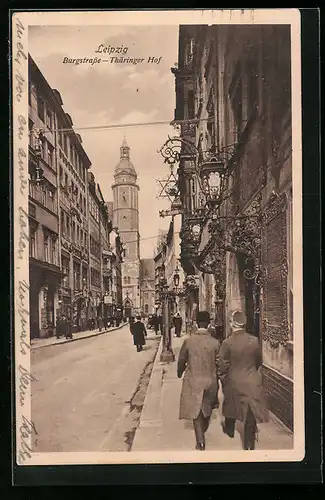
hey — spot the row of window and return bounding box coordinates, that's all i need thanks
[29,119,55,170]
[89,196,100,222]
[60,209,88,247]
[29,225,58,265]
[61,255,88,290]
[35,94,54,131]
[59,168,87,213]
[91,268,101,288]
[29,81,87,182]
[90,235,101,259]
[58,132,86,183]
[29,181,56,214]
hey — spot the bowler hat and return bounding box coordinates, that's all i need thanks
[231,310,246,328]
[197,311,210,324]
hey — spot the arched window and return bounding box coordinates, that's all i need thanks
[124,276,127,284]
[144,304,149,314]
[127,276,131,284]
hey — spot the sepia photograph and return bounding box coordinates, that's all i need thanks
[12,9,304,466]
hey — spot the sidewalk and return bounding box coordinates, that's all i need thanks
[31,322,128,350]
[132,334,294,452]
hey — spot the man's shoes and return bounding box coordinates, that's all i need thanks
[221,421,235,438]
[195,442,205,451]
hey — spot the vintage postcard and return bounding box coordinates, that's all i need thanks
[12,9,304,467]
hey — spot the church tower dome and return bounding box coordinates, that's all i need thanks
[114,137,137,180]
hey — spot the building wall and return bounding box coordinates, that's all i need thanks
[28,55,114,337]
[28,58,61,338]
[173,25,293,428]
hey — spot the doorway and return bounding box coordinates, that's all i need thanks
[238,255,260,338]
[30,286,40,339]
[124,299,132,318]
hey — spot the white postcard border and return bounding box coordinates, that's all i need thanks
[12,8,304,466]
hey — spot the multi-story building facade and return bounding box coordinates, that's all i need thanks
[112,139,141,317]
[28,57,62,339]
[88,172,104,321]
[28,55,114,336]
[56,102,91,332]
[171,25,293,429]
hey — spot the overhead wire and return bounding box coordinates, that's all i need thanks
[32,117,213,135]
[115,231,180,246]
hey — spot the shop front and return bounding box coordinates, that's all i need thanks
[29,258,62,338]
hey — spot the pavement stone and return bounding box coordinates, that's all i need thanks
[132,334,294,452]
[31,324,161,452]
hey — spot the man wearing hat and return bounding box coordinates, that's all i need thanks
[177,310,221,451]
[218,310,269,450]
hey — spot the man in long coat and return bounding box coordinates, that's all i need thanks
[218,310,269,450]
[177,311,221,450]
[173,312,183,338]
[56,314,67,339]
[132,316,147,352]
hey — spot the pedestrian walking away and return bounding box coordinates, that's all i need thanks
[173,312,183,337]
[56,314,67,339]
[152,314,160,335]
[218,310,269,450]
[177,310,221,451]
[66,316,73,339]
[132,315,147,352]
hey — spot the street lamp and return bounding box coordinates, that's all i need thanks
[158,264,175,363]
[200,157,227,209]
[173,265,180,289]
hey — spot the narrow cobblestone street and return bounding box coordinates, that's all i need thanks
[31,325,160,452]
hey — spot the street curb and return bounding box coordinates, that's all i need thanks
[30,322,128,350]
[268,411,293,435]
[136,336,165,430]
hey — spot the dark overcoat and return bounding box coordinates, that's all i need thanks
[177,329,221,420]
[173,316,182,335]
[56,318,67,336]
[218,329,269,424]
[132,320,146,346]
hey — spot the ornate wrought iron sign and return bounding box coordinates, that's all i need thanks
[180,212,206,260]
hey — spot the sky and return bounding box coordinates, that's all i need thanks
[28,25,179,258]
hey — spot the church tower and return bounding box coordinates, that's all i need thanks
[112,138,140,316]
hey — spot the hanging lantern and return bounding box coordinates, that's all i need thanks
[173,265,180,288]
[159,264,165,282]
[200,158,227,208]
